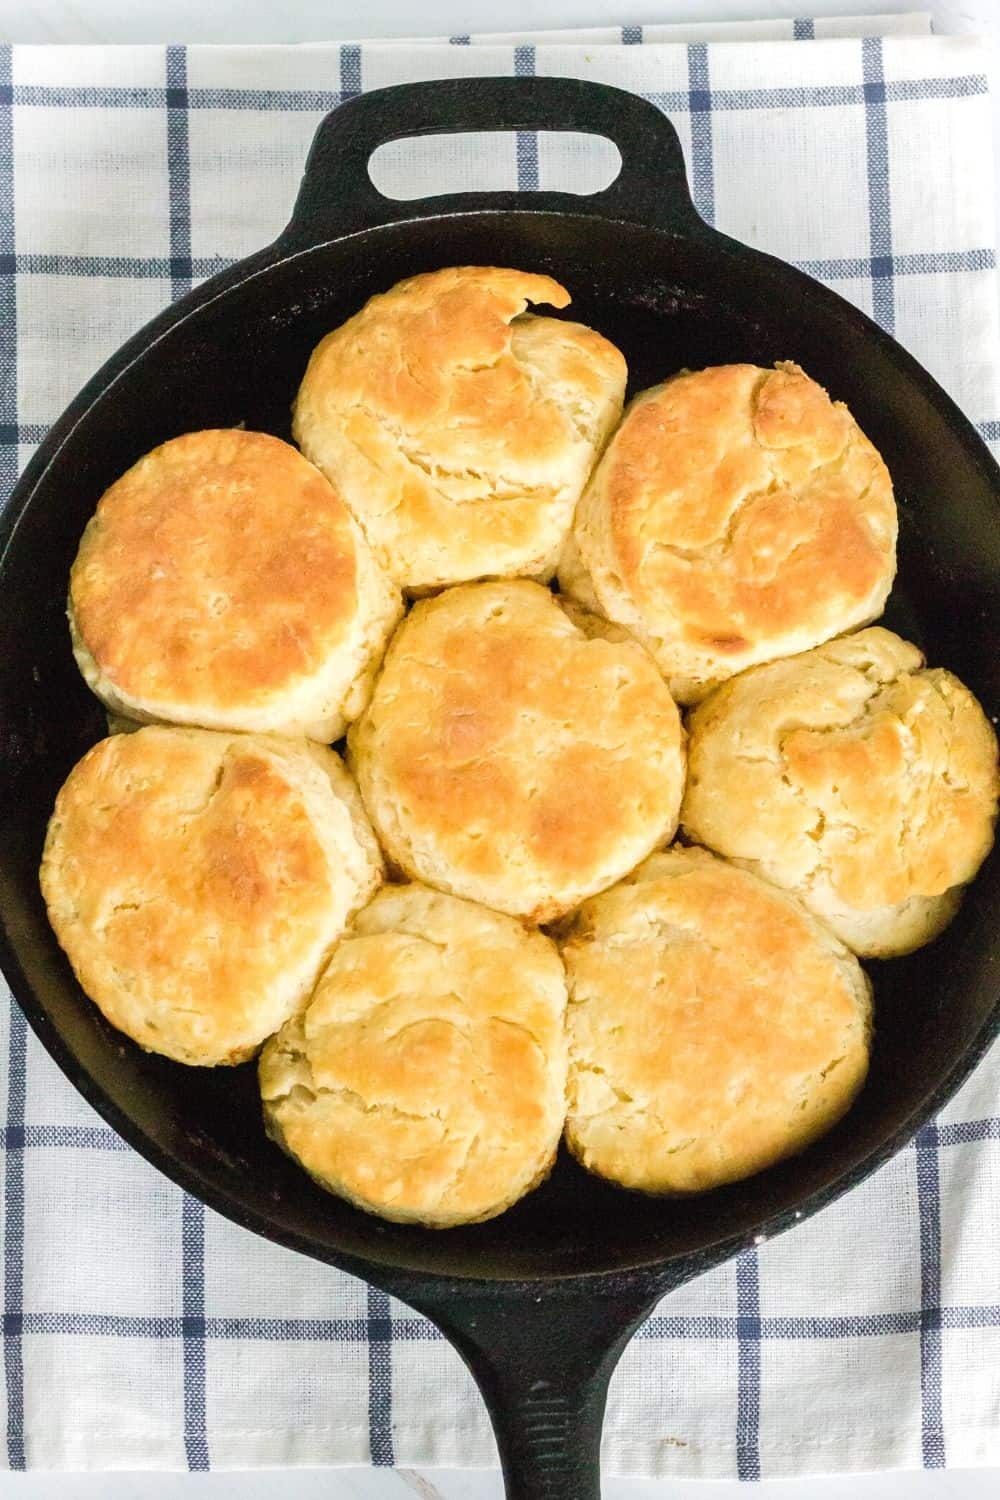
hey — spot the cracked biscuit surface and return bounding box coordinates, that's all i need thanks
[681,628,999,957]
[293,266,627,591]
[259,882,568,1227]
[562,846,872,1194]
[40,727,383,1065]
[70,429,402,740]
[558,362,897,702]
[348,579,686,922]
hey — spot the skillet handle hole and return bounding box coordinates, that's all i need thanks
[367,131,622,200]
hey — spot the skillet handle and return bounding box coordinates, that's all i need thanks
[406,1277,664,1499]
[281,76,701,247]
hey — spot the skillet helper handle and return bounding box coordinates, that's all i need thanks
[282,75,702,246]
[408,1280,661,1500]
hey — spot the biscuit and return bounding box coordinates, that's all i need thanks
[260,882,568,1227]
[681,628,1000,957]
[69,429,402,740]
[349,579,685,922]
[559,363,897,703]
[293,267,627,591]
[562,846,872,1194]
[40,727,383,1065]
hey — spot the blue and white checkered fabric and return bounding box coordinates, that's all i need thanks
[1,17,998,1481]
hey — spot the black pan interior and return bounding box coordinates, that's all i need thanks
[1,210,998,1283]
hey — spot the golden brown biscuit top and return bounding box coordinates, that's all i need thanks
[260,883,567,1223]
[563,847,871,1192]
[295,266,623,484]
[349,579,684,919]
[292,267,628,593]
[40,728,363,1062]
[683,629,1000,911]
[588,362,895,656]
[70,429,362,711]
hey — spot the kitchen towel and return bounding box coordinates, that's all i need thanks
[1,13,998,1480]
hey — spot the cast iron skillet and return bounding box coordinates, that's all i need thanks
[1,76,999,1499]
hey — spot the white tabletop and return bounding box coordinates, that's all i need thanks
[0,2,998,1497]
[0,1466,998,1499]
[0,0,990,47]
